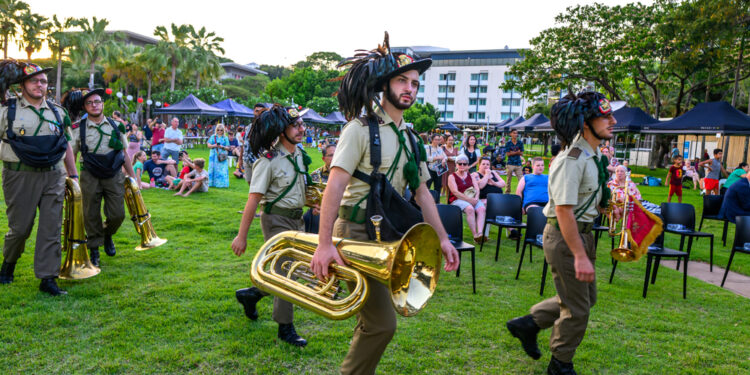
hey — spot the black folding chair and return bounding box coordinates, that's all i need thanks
[721,216,750,287]
[480,193,526,261]
[661,202,714,272]
[592,215,612,250]
[429,189,441,204]
[609,226,689,299]
[515,207,546,280]
[699,195,729,246]
[437,204,476,294]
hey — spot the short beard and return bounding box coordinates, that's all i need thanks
[21,86,43,101]
[87,109,103,119]
[384,85,414,110]
[586,121,610,141]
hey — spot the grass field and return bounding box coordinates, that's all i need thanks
[1,146,749,374]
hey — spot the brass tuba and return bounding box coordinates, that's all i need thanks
[124,177,167,251]
[607,181,642,262]
[304,181,326,208]
[250,218,443,320]
[60,178,100,279]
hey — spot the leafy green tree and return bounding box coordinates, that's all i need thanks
[293,51,343,70]
[154,23,191,91]
[47,15,78,102]
[187,26,225,89]
[17,11,48,61]
[306,96,338,116]
[220,75,269,98]
[71,17,123,88]
[404,102,440,133]
[265,67,340,106]
[0,0,29,59]
[258,64,292,80]
[524,101,551,118]
[153,87,227,106]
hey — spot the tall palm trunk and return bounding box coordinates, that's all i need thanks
[146,74,152,118]
[88,61,96,89]
[55,53,62,102]
[2,35,8,59]
[170,61,176,91]
[195,72,201,90]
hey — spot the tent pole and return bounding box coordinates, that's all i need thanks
[744,136,749,164]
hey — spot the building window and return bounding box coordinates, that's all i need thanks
[419,73,425,81]
[418,86,424,93]
[439,73,456,80]
[469,98,487,106]
[438,85,456,93]
[441,111,454,119]
[502,98,521,106]
[501,112,521,120]
[468,112,486,120]
[438,98,455,105]
[469,86,488,93]
[470,72,488,81]
[504,72,516,81]
[417,98,424,104]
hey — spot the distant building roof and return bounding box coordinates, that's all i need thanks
[220,62,268,76]
[110,30,158,46]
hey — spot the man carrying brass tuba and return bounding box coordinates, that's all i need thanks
[67,89,137,267]
[231,105,313,347]
[309,33,459,375]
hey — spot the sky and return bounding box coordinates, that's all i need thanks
[12,0,649,66]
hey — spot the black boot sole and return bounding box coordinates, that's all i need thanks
[506,320,542,360]
[235,290,260,321]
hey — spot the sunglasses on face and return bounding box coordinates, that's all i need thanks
[457,162,468,166]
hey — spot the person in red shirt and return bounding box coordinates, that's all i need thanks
[666,155,684,203]
[151,119,166,154]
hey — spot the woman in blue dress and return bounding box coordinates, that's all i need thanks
[207,124,230,187]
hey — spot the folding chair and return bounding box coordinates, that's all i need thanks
[438,204,476,294]
[480,193,526,261]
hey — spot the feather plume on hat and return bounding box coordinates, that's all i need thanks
[550,88,611,148]
[247,104,293,158]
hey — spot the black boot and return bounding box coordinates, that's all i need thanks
[278,323,307,347]
[104,235,116,256]
[39,278,67,296]
[235,287,263,320]
[89,247,100,267]
[547,356,576,375]
[0,261,16,284]
[506,314,541,360]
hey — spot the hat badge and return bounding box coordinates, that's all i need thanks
[23,64,39,75]
[598,98,612,114]
[287,108,299,118]
[398,54,414,68]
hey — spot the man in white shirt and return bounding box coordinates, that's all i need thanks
[163,117,183,162]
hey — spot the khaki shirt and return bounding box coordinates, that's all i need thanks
[311,164,331,183]
[0,96,72,164]
[332,107,430,209]
[249,144,307,210]
[71,117,128,156]
[543,135,602,223]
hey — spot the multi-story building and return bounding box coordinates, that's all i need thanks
[220,62,268,80]
[393,46,529,127]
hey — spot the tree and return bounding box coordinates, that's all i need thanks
[0,0,29,59]
[17,11,48,61]
[404,102,440,133]
[47,15,79,102]
[293,51,343,70]
[187,26,225,89]
[259,64,292,80]
[71,17,122,89]
[265,67,340,106]
[220,75,269,98]
[154,23,191,91]
[136,44,168,112]
[306,96,338,116]
[524,101,551,118]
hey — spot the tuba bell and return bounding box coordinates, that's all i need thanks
[607,179,646,262]
[60,178,100,279]
[304,181,326,208]
[124,177,167,251]
[250,219,443,320]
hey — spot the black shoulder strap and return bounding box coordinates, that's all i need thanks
[405,127,421,165]
[352,116,381,185]
[106,117,120,138]
[46,100,63,128]
[5,98,16,140]
[79,118,88,154]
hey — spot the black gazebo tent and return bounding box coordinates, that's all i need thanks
[300,108,335,125]
[510,113,549,132]
[211,99,254,118]
[324,111,347,125]
[641,101,750,135]
[153,94,228,116]
[440,122,460,132]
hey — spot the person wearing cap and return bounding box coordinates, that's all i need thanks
[231,105,311,347]
[0,62,79,296]
[239,103,267,186]
[309,33,459,375]
[70,88,137,267]
[506,90,617,375]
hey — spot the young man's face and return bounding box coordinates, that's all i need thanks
[284,118,305,144]
[151,152,160,161]
[533,160,544,174]
[715,152,723,160]
[510,130,518,140]
[21,73,48,100]
[254,107,265,117]
[588,113,616,140]
[385,70,419,110]
[674,158,683,165]
[83,94,104,118]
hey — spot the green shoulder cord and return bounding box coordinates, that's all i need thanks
[264,151,307,214]
[573,154,609,220]
[91,124,123,153]
[28,107,62,136]
[388,124,422,191]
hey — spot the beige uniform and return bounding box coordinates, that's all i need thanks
[0,96,72,279]
[330,107,429,375]
[531,135,602,363]
[249,144,308,324]
[71,117,129,249]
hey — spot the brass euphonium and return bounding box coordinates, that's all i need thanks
[304,181,326,207]
[607,181,641,262]
[124,177,167,251]
[250,218,443,320]
[60,178,100,279]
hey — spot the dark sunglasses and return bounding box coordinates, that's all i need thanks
[457,162,468,166]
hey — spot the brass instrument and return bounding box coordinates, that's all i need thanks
[60,178,100,279]
[304,181,326,208]
[250,217,443,320]
[464,186,476,199]
[124,177,167,251]
[607,181,640,262]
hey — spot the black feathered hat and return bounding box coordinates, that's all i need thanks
[13,62,52,84]
[336,32,431,121]
[62,88,107,121]
[550,89,613,148]
[247,104,295,158]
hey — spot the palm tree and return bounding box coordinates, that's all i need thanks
[46,15,79,102]
[0,0,29,59]
[17,11,50,61]
[103,43,142,91]
[136,44,167,113]
[187,26,225,89]
[154,23,191,91]
[71,17,122,89]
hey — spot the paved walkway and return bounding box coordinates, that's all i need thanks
[661,260,750,298]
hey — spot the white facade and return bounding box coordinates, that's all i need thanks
[399,48,529,127]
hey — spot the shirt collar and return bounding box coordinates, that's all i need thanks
[86,116,110,127]
[374,106,406,130]
[18,95,49,109]
[572,134,599,159]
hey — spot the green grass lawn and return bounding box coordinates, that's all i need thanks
[1,146,749,374]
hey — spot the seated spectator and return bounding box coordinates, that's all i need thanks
[607,165,642,205]
[448,154,486,243]
[720,163,750,222]
[473,157,505,204]
[143,150,177,187]
[131,151,150,189]
[491,152,505,171]
[174,158,209,197]
[622,159,631,173]
[522,159,532,175]
[683,160,700,190]
[516,157,549,213]
[166,151,196,190]
[721,162,748,195]
[228,131,241,157]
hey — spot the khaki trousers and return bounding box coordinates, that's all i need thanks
[335,218,396,375]
[504,164,524,193]
[2,167,65,279]
[258,212,303,325]
[80,169,126,249]
[530,224,597,363]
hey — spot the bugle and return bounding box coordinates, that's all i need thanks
[124,177,167,251]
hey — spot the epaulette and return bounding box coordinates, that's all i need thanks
[567,147,582,160]
[71,120,81,130]
[263,150,277,159]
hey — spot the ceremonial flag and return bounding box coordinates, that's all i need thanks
[626,199,663,258]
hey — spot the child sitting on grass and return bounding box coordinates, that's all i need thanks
[173,158,209,197]
[666,155,684,203]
